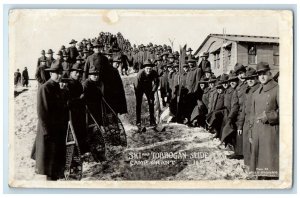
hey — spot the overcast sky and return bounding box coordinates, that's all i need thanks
[9,10,280,76]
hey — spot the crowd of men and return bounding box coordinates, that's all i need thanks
[30,31,279,181]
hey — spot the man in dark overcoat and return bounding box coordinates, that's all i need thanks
[35,57,50,87]
[65,64,87,154]
[134,60,159,128]
[198,52,211,71]
[237,67,260,166]
[46,49,56,68]
[67,39,79,64]
[22,67,29,87]
[31,61,68,180]
[37,50,46,68]
[250,62,279,179]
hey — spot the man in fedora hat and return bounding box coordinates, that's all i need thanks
[236,67,260,167]
[64,63,88,154]
[186,47,193,59]
[31,60,68,180]
[35,57,50,87]
[199,52,211,72]
[134,60,159,129]
[67,39,79,64]
[37,50,46,68]
[46,49,55,68]
[226,63,248,159]
[250,62,279,180]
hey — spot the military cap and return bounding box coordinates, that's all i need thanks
[242,67,258,80]
[219,73,229,83]
[187,57,197,63]
[56,50,63,56]
[234,63,246,74]
[45,60,63,72]
[143,59,154,67]
[69,39,78,44]
[88,67,100,75]
[41,50,46,55]
[215,80,224,89]
[199,76,208,84]
[256,62,271,73]
[204,67,212,73]
[227,71,239,82]
[200,52,209,57]
[187,47,193,52]
[208,76,217,83]
[70,63,83,72]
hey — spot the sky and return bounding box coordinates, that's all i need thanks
[9,10,280,76]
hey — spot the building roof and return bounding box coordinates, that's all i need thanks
[195,33,279,55]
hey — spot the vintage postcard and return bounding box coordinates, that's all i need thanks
[8,9,293,189]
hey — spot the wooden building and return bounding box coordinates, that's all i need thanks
[194,34,279,76]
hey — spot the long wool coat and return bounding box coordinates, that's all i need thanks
[31,79,68,178]
[237,83,260,166]
[250,79,279,177]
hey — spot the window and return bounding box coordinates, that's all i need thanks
[214,50,220,69]
[226,46,232,65]
[248,45,257,64]
[273,45,279,66]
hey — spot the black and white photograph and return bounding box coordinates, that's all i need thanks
[8,9,293,189]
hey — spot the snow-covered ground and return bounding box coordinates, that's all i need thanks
[12,75,250,181]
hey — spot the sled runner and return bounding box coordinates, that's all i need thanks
[64,116,83,181]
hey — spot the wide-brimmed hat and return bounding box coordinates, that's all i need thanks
[60,45,66,50]
[88,67,100,75]
[70,63,83,72]
[200,52,209,57]
[187,47,193,52]
[215,80,224,89]
[234,63,246,74]
[69,39,78,44]
[256,62,271,73]
[45,60,63,72]
[143,59,154,67]
[219,73,229,83]
[82,38,87,42]
[242,67,258,79]
[199,77,208,84]
[208,76,217,83]
[47,49,54,54]
[227,71,239,82]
